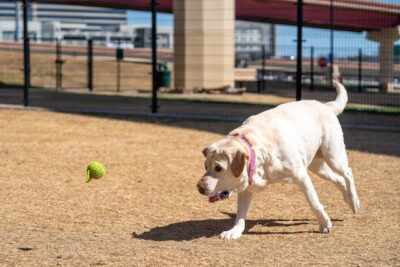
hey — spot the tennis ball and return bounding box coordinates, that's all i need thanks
[86,161,106,183]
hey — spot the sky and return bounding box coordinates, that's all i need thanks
[127,0,400,58]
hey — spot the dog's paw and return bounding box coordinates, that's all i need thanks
[345,189,361,214]
[319,226,331,234]
[356,198,361,211]
[348,195,361,214]
[220,228,243,240]
[319,220,332,234]
[353,197,361,214]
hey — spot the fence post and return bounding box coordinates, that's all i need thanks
[261,44,266,92]
[296,0,303,101]
[55,38,63,91]
[310,46,314,92]
[87,39,93,91]
[22,0,30,106]
[329,0,334,88]
[15,2,19,41]
[257,45,265,93]
[117,60,121,92]
[358,48,362,93]
[151,0,158,113]
[116,49,121,93]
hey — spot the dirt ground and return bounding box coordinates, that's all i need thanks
[0,108,399,266]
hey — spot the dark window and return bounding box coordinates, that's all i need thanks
[37,14,126,21]
[36,8,126,15]
[63,35,86,40]
[0,6,17,11]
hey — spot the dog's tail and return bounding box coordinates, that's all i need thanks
[326,80,348,116]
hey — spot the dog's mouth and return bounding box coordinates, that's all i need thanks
[208,191,231,203]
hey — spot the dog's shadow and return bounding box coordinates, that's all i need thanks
[132,212,343,241]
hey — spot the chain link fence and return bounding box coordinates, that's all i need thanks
[0,1,399,128]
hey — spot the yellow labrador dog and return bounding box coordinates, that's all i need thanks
[197,80,360,240]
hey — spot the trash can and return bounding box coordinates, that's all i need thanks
[156,64,171,88]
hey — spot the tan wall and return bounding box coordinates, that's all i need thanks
[173,0,234,91]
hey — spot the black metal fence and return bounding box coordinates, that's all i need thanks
[0,0,399,129]
[1,37,398,128]
[0,39,158,91]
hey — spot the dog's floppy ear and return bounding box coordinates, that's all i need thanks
[202,147,209,157]
[231,150,247,177]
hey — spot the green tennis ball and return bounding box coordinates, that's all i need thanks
[86,161,106,183]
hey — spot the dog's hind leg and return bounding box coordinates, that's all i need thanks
[320,134,360,214]
[294,170,332,233]
[309,157,350,207]
[328,162,360,214]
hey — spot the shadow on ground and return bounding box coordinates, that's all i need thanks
[132,212,344,241]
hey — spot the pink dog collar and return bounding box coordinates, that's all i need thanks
[232,133,256,185]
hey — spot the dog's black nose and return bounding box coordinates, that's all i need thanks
[197,183,205,194]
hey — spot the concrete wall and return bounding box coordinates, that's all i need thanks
[173,0,235,91]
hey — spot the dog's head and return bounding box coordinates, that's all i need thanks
[197,138,249,202]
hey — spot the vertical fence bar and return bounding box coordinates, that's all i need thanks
[55,38,63,91]
[261,44,266,92]
[116,40,122,93]
[15,2,19,41]
[256,46,262,93]
[257,73,261,93]
[310,46,314,92]
[329,0,334,88]
[117,59,121,92]
[151,0,158,113]
[358,48,362,93]
[296,0,303,101]
[22,0,30,106]
[87,39,93,91]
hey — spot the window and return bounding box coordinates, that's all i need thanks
[28,32,37,40]
[2,31,15,40]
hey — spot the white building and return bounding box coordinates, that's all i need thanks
[0,1,127,30]
[120,25,173,49]
[0,20,42,41]
[0,2,273,53]
[0,1,128,43]
[235,21,276,60]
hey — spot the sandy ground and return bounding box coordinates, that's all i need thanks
[0,108,399,266]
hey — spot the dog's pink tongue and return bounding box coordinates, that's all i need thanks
[209,195,220,203]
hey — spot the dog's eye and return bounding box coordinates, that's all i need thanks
[215,165,222,172]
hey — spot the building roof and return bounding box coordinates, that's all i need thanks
[32,0,400,31]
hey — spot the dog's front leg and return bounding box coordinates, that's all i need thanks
[220,191,252,240]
